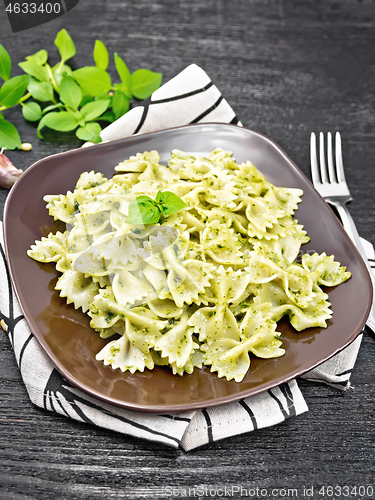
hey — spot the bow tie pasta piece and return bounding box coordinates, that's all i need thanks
[27,230,88,275]
[88,288,123,330]
[211,327,284,380]
[74,178,120,206]
[44,170,111,223]
[249,235,304,268]
[167,260,216,308]
[78,194,131,218]
[200,338,250,382]
[74,229,141,274]
[169,348,204,376]
[112,269,157,306]
[27,231,69,263]
[189,303,239,344]
[211,266,252,304]
[244,197,286,232]
[252,282,333,330]
[201,220,244,265]
[95,330,154,373]
[233,161,270,197]
[66,225,92,255]
[288,289,333,331]
[55,268,99,313]
[199,302,284,382]
[73,211,112,236]
[142,163,191,186]
[142,265,170,297]
[43,191,77,223]
[101,232,139,267]
[245,252,315,308]
[301,252,351,286]
[75,170,108,190]
[109,209,129,229]
[74,249,110,277]
[263,186,303,216]
[247,216,308,241]
[168,149,215,179]
[185,239,206,262]
[197,207,249,235]
[95,306,167,373]
[180,209,206,234]
[115,150,161,172]
[28,147,352,382]
[201,168,237,208]
[243,210,298,240]
[179,185,208,208]
[153,312,198,369]
[207,148,239,171]
[112,172,141,190]
[204,314,284,382]
[128,160,179,197]
[43,171,118,224]
[123,306,167,347]
[188,267,249,342]
[148,298,186,319]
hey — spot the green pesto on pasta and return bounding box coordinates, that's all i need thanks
[27,148,351,382]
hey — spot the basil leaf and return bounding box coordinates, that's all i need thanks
[125,196,161,225]
[0,75,31,108]
[131,69,162,100]
[0,120,21,150]
[114,53,131,98]
[97,111,115,122]
[94,40,109,71]
[155,191,187,217]
[52,63,73,86]
[0,44,11,81]
[54,29,76,63]
[42,103,64,114]
[81,99,110,121]
[76,122,102,142]
[25,49,48,66]
[125,192,186,225]
[59,76,82,111]
[18,60,49,82]
[22,102,42,122]
[72,66,112,97]
[72,110,85,127]
[0,112,4,121]
[28,79,54,102]
[78,95,93,108]
[38,111,78,138]
[112,89,130,119]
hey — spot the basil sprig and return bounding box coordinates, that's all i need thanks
[0,29,162,149]
[125,191,187,225]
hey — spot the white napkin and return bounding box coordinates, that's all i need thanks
[0,64,369,451]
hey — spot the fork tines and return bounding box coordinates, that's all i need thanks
[310,131,347,186]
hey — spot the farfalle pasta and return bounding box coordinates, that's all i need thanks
[27,148,351,382]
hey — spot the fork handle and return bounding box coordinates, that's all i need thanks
[333,203,367,256]
[331,201,375,332]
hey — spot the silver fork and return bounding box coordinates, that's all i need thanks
[310,131,375,332]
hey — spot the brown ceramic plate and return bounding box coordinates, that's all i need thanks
[4,123,372,413]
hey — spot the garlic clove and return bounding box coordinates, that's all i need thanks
[0,152,24,189]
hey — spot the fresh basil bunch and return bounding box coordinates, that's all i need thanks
[0,29,162,149]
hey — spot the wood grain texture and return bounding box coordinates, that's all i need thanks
[1,1,375,498]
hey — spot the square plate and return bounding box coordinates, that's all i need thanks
[4,123,372,412]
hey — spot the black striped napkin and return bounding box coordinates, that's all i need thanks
[0,64,368,450]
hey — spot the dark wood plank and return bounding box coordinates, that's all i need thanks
[1,1,375,498]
